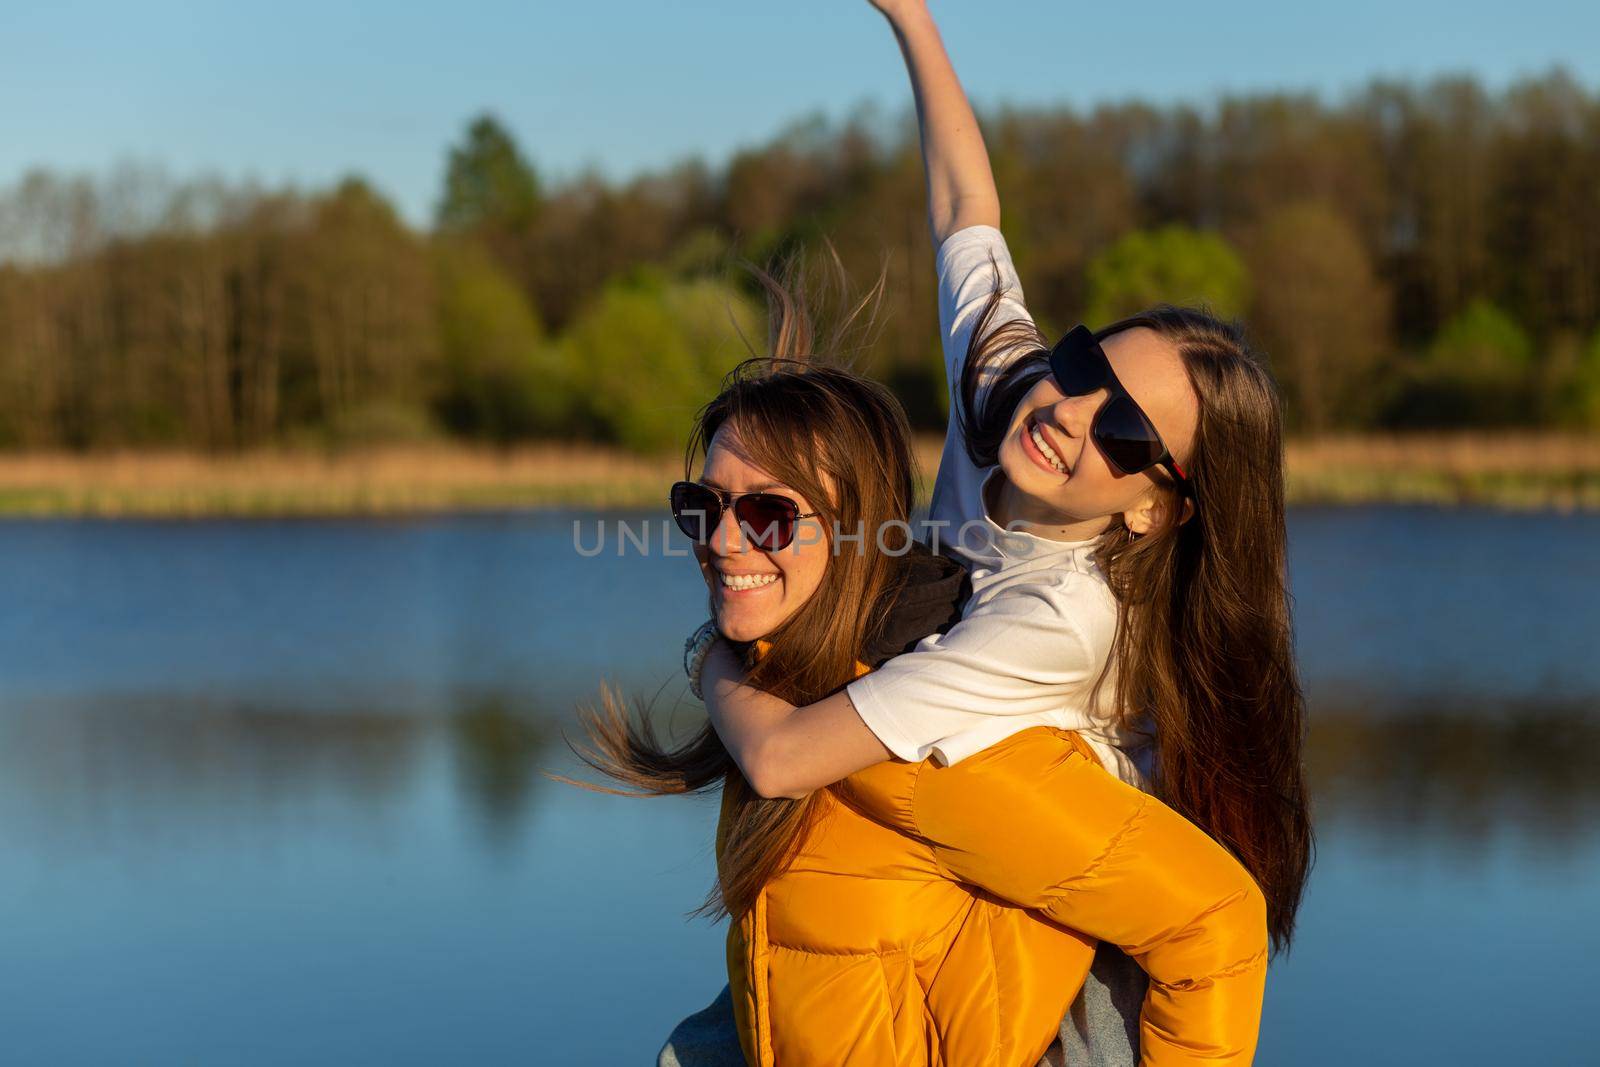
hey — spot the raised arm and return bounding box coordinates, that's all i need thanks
[702,573,1108,800]
[843,731,1269,1066]
[871,1,1001,245]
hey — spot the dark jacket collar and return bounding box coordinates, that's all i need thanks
[860,541,971,668]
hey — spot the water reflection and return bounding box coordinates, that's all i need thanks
[1308,698,1600,862]
[0,697,421,854]
[448,696,552,845]
[4,688,1595,861]
[0,692,568,860]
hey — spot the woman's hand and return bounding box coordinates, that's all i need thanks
[866,0,926,22]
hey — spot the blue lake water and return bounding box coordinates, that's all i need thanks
[0,507,1597,1064]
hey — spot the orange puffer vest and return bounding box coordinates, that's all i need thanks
[719,660,1268,1067]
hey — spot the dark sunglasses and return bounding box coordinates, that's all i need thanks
[1047,325,1192,497]
[670,481,819,552]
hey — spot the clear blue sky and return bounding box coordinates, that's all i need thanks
[1,0,1593,227]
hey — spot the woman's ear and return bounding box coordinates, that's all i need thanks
[1122,492,1195,535]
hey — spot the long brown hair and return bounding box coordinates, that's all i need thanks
[569,250,921,920]
[958,265,1314,953]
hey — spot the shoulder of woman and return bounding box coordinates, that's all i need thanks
[937,224,1023,299]
[1014,567,1119,656]
[935,222,1007,265]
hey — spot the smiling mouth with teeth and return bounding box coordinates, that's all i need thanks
[719,571,780,591]
[1028,417,1069,475]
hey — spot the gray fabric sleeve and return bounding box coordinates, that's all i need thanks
[657,986,746,1067]
[1050,942,1146,1067]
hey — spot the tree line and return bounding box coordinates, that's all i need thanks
[1,69,1597,453]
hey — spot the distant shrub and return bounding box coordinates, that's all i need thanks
[430,241,569,442]
[1567,327,1600,429]
[1428,300,1534,383]
[1083,226,1249,327]
[560,271,763,453]
[1400,300,1537,426]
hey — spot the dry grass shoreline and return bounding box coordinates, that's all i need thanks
[1,433,1597,518]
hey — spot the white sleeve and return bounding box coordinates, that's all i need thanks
[935,224,1038,414]
[927,226,1040,530]
[845,574,1113,765]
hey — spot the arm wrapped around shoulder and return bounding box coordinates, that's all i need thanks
[903,727,1268,1066]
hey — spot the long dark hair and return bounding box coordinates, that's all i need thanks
[958,261,1314,953]
[567,251,922,921]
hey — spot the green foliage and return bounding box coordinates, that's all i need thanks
[1426,300,1534,381]
[8,72,1600,450]
[664,227,733,277]
[295,178,438,436]
[1565,327,1600,429]
[1083,226,1249,326]
[1245,203,1390,432]
[1403,300,1536,426]
[436,114,540,234]
[560,271,763,453]
[430,241,564,442]
[319,176,407,233]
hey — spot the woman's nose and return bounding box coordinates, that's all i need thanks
[1050,389,1105,439]
[709,502,749,556]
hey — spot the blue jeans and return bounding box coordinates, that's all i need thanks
[657,941,1145,1067]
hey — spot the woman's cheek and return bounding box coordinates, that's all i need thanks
[785,543,829,607]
